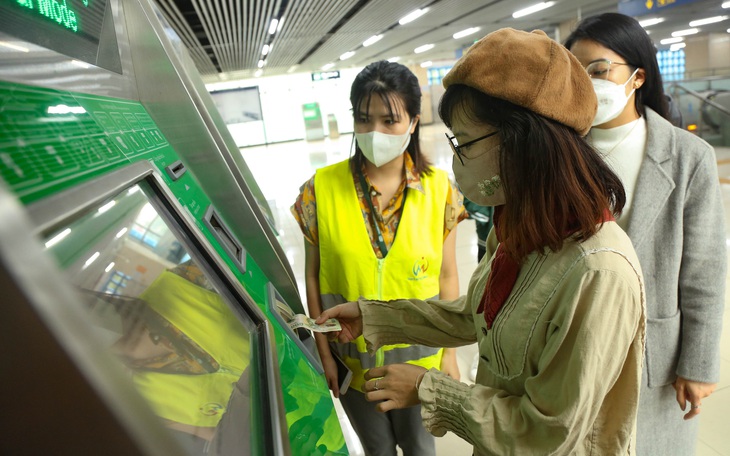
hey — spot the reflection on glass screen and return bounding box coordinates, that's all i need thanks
[43,184,252,455]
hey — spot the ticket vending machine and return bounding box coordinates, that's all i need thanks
[0,0,347,454]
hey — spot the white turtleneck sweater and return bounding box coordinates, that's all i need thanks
[588,116,647,230]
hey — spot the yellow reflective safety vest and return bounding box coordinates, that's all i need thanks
[134,271,250,428]
[316,159,447,392]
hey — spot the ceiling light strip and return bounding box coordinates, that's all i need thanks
[192,0,230,71]
[305,0,406,64]
[205,0,235,70]
[671,28,699,37]
[226,0,245,71]
[155,0,218,75]
[251,1,275,73]
[244,1,255,70]
[246,0,258,70]
[285,0,332,64]
[211,0,235,70]
[276,0,327,65]
[512,1,556,19]
[271,0,302,66]
[270,0,308,66]
[688,16,728,27]
[234,0,244,69]
[296,0,364,66]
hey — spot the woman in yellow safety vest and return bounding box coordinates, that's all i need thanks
[291,60,466,456]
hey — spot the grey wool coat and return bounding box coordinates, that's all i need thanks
[627,108,726,454]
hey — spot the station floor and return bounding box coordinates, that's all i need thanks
[240,123,730,456]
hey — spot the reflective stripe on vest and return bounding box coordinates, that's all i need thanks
[315,160,449,392]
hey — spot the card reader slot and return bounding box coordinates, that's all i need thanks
[203,205,246,272]
[164,160,186,181]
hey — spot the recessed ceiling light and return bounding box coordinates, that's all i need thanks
[255,69,263,77]
[340,51,355,60]
[660,37,684,44]
[97,201,116,214]
[268,19,279,35]
[399,8,428,25]
[363,35,383,47]
[45,228,71,248]
[288,65,299,73]
[322,63,336,70]
[0,41,29,52]
[277,16,285,33]
[71,60,90,68]
[512,2,556,19]
[639,18,665,27]
[387,57,401,62]
[420,61,433,68]
[670,42,686,51]
[453,27,480,39]
[671,28,699,37]
[722,1,730,8]
[262,44,270,55]
[414,44,435,53]
[689,16,728,27]
[83,252,100,270]
[257,59,265,68]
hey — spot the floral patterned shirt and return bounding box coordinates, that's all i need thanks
[291,154,466,259]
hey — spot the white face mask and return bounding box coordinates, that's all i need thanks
[452,141,506,207]
[355,120,413,167]
[591,68,639,127]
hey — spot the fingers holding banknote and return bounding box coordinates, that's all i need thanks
[316,301,363,343]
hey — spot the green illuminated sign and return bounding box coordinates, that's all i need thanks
[14,0,89,33]
[0,0,118,73]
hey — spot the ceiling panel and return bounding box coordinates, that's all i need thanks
[150,0,730,79]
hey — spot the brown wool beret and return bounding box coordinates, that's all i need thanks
[443,28,597,136]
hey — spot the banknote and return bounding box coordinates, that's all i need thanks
[288,314,341,333]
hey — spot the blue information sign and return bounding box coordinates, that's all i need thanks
[618,0,697,16]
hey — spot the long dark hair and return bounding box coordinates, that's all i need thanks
[439,85,626,261]
[349,60,432,176]
[564,13,669,120]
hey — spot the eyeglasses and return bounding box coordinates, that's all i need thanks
[445,131,499,165]
[584,59,632,80]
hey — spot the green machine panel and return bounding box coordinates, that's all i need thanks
[0,79,347,455]
[0,81,169,202]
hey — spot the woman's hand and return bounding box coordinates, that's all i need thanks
[320,354,341,398]
[440,348,461,381]
[673,376,718,420]
[316,302,363,343]
[362,364,427,412]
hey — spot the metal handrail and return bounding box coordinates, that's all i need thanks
[668,82,730,118]
[663,67,730,82]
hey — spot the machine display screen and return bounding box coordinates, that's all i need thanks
[41,180,256,454]
[0,0,113,70]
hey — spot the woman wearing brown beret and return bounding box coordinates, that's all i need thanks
[566,13,726,456]
[317,28,646,455]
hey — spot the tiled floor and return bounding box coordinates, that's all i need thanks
[240,124,730,456]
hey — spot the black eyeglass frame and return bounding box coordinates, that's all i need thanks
[445,131,499,165]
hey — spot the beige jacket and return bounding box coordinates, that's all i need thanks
[360,221,646,455]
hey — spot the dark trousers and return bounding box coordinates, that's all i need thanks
[339,389,436,456]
